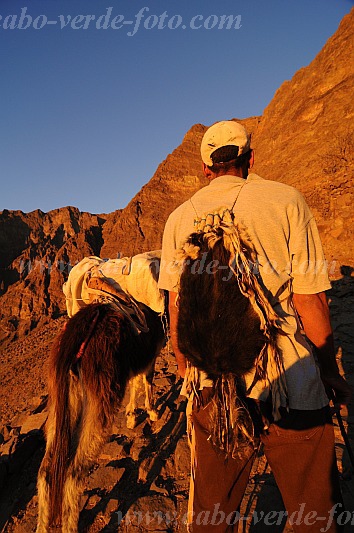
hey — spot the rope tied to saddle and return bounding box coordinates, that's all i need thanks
[72,272,151,361]
[85,270,150,334]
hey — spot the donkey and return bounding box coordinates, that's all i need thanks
[36,300,165,533]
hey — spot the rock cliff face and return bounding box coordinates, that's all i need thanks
[0,207,106,342]
[0,10,353,342]
[101,123,208,258]
[252,9,354,187]
[251,9,354,271]
[101,117,260,258]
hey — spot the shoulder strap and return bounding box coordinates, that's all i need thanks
[190,181,248,221]
[230,181,247,212]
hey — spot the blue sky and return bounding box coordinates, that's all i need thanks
[1,0,352,214]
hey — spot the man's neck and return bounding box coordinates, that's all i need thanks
[209,168,247,181]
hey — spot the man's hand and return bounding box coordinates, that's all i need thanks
[293,291,352,407]
[320,374,352,409]
[168,291,187,378]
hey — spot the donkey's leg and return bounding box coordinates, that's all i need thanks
[61,396,109,533]
[36,467,50,533]
[144,359,158,422]
[36,409,56,533]
[126,375,140,429]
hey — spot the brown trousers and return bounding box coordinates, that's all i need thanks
[188,390,345,533]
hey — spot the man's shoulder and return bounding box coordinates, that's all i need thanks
[249,174,307,204]
[166,198,194,225]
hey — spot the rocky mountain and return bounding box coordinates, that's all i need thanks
[0,9,353,343]
[251,8,354,271]
[0,207,107,342]
[0,116,257,343]
[100,116,261,259]
[0,9,354,533]
[100,123,208,258]
[1,272,354,532]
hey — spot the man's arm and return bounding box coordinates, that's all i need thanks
[168,291,187,378]
[292,292,352,407]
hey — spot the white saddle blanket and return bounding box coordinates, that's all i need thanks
[63,251,164,317]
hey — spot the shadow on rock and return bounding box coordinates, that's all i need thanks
[78,380,187,532]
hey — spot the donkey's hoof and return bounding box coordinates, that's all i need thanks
[126,412,138,429]
[147,409,158,422]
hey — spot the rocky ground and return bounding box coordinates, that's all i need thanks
[0,274,353,533]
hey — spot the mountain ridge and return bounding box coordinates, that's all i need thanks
[0,9,353,343]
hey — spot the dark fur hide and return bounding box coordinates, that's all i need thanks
[177,231,265,380]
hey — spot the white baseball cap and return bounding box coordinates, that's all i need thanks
[201,121,251,166]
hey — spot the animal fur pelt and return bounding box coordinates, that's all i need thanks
[177,231,265,379]
[36,301,165,533]
[176,208,287,456]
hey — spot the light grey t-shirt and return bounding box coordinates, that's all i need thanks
[158,173,330,410]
